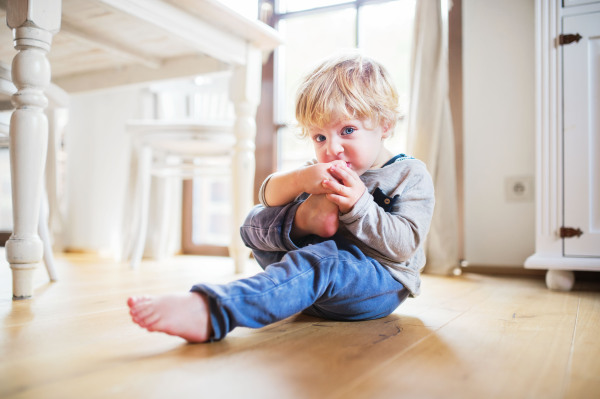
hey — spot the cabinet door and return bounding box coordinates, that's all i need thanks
[562,12,600,257]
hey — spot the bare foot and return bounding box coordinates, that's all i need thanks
[127,292,212,343]
[291,194,339,240]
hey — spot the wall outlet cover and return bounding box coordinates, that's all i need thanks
[505,176,534,202]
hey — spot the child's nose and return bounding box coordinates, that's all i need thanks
[326,138,343,157]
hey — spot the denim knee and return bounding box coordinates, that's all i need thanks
[240,203,300,253]
[305,284,410,321]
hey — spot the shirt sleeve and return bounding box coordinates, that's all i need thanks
[258,174,274,207]
[339,162,435,264]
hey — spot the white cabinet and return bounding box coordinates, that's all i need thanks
[525,0,600,290]
[562,11,600,258]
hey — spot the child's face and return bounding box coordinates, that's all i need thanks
[308,117,391,176]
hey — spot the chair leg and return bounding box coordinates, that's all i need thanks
[154,176,175,260]
[130,146,153,269]
[118,144,141,263]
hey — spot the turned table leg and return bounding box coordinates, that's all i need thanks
[229,48,261,274]
[5,0,61,299]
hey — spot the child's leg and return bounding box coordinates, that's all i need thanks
[241,197,340,270]
[240,203,300,270]
[192,240,409,341]
[240,203,301,254]
[239,203,300,270]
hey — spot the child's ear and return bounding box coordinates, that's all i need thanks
[381,123,392,139]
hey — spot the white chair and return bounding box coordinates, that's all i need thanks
[122,73,240,270]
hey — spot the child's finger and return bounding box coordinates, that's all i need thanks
[322,178,345,195]
[328,164,358,187]
[326,192,353,214]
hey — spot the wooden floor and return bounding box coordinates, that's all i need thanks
[1,250,599,399]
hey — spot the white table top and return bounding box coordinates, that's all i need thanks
[0,0,282,93]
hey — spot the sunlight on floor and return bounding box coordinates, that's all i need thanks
[0,247,263,301]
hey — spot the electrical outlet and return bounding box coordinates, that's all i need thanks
[505,176,534,202]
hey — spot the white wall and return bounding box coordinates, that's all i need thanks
[463,0,535,267]
[64,86,144,256]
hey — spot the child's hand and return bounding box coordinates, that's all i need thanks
[291,194,339,240]
[322,163,366,214]
[298,160,347,195]
[262,160,347,207]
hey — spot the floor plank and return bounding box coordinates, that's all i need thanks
[340,275,583,399]
[565,292,600,398]
[1,250,599,399]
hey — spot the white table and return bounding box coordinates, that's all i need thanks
[0,0,281,299]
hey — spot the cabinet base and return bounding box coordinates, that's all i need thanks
[545,270,575,291]
[525,254,600,291]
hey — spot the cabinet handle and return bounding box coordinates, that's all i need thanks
[558,33,582,46]
[560,227,583,238]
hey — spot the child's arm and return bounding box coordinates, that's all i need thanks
[334,160,435,263]
[262,160,347,207]
[288,162,363,242]
[247,161,346,249]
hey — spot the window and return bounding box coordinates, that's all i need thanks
[177,72,235,256]
[272,0,416,171]
[183,0,417,255]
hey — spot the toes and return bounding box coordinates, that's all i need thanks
[127,296,137,308]
[144,314,162,331]
[132,308,160,329]
[127,295,152,309]
[131,306,157,325]
[137,310,162,330]
[128,296,159,328]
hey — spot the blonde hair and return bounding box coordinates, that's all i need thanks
[295,53,400,137]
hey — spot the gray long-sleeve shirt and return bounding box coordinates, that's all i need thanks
[260,154,435,296]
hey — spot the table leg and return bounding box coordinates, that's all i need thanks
[229,48,262,274]
[6,0,60,299]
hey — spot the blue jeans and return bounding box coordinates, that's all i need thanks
[191,203,409,341]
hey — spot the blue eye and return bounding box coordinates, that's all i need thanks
[342,127,355,135]
[314,135,326,142]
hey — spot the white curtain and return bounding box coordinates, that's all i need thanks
[407,0,459,275]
